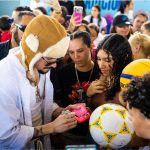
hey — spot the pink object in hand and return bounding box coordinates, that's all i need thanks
[73,6,83,25]
[71,103,90,123]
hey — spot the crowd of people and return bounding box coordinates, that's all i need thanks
[0,0,150,149]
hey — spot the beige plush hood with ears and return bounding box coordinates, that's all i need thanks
[21,15,70,75]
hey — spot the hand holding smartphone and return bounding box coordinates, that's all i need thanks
[73,6,83,25]
[71,103,90,123]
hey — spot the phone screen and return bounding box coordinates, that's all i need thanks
[65,145,97,150]
[73,6,83,25]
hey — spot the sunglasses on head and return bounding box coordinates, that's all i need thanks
[7,18,14,25]
[15,23,26,32]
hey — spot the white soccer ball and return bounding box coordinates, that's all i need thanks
[89,103,134,149]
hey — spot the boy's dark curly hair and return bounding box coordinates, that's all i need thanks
[97,33,132,100]
[122,73,150,119]
[0,16,12,31]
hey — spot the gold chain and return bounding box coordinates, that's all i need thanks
[36,76,46,102]
[75,65,94,86]
[26,71,46,102]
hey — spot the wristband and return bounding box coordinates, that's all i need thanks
[32,127,43,139]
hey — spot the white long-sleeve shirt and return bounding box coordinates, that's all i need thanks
[0,52,58,149]
[84,15,107,32]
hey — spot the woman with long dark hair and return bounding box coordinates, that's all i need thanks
[114,0,134,22]
[84,5,107,33]
[87,33,132,110]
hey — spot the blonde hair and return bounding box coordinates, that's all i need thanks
[129,32,150,58]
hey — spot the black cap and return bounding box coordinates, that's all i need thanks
[113,14,132,27]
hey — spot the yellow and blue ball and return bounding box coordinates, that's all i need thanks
[120,59,150,90]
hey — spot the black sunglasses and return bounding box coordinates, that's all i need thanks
[15,23,26,32]
[42,57,63,66]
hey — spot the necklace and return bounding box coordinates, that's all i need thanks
[70,62,94,103]
[17,53,46,103]
[75,61,94,83]
[26,71,46,103]
[75,63,94,92]
[75,68,93,85]
[35,76,46,103]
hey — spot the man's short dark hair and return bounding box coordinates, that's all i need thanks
[35,6,48,15]
[123,73,150,119]
[143,21,150,32]
[134,11,149,20]
[14,6,32,12]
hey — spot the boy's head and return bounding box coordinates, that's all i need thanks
[0,15,12,32]
[122,73,150,139]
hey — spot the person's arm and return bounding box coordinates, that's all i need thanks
[33,112,77,139]
[52,103,80,119]
[87,79,107,97]
[101,27,107,35]
[52,104,64,119]
[87,75,109,97]
[67,15,83,33]
[0,87,77,147]
[67,15,76,33]
[44,0,62,15]
[10,25,19,48]
[0,86,34,148]
[101,17,107,34]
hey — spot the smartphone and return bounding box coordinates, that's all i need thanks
[65,144,97,150]
[73,6,83,25]
[71,103,90,123]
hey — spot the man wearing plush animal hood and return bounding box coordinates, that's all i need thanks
[0,15,77,149]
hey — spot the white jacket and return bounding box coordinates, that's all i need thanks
[0,53,57,149]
